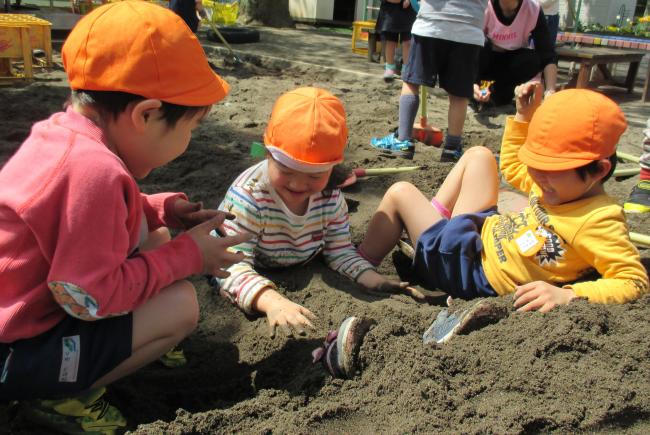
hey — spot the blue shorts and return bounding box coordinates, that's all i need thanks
[412,207,498,299]
[0,313,132,400]
[381,31,411,43]
[402,35,480,99]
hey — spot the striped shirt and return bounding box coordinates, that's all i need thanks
[217,160,374,313]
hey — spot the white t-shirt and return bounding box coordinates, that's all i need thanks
[411,0,489,46]
[538,0,559,15]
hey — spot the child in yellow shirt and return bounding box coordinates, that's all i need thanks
[357,85,648,334]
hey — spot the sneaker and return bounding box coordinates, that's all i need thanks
[624,180,650,213]
[159,346,187,368]
[24,387,126,434]
[383,68,397,82]
[370,133,415,159]
[312,316,375,378]
[423,300,507,345]
[440,147,462,163]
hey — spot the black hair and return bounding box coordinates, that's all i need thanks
[326,164,349,190]
[574,154,617,184]
[68,90,210,128]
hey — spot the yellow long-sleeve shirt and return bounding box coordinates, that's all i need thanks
[480,117,648,303]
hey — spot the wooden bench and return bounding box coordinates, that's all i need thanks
[556,46,649,102]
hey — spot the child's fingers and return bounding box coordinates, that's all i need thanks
[211,269,231,279]
[515,291,545,311]
[403,285,426,302]
[220,232,253,248]
[517,297,545,312]
[513,286,539,308]
[538,302,556,313]
[268,321,277,338]
[297,312,316,330]
[299,307,318,322]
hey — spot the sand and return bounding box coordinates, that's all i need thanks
[1,50,649,434]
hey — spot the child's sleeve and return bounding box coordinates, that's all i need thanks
[564,208,649,303]
[47,170,202,320]
[141,192,189,230]
[500,116,536,194]
[217,186,275,314]
[322,191,376,281]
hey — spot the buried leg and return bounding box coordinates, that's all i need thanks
[312,316,376,378]
[423,299,508,345]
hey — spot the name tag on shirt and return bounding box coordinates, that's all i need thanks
[514,228,545,257]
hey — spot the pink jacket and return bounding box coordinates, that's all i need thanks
[484,0,539,51]
[0,108,202,343]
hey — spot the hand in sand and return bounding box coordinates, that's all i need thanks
[254,288,317,338]
[513,281,577,313]
[357,270,423,301]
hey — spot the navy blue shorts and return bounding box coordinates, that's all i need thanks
[381,31,411,43]
[412,207,498,299]
[0,313,132,400]
[402,35,481,99]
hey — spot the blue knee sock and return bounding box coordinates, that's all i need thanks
[444,134,462,151]
[398,93,419,141]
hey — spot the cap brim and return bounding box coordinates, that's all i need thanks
[266,146,342,173]
[160,72,229,106]
[518,145,593,171]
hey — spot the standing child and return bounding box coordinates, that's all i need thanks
[370,0,490,162]
[216,87,411,339]
[360,86,647,335]
[539,0,560,47]
[0,2,250,433]
[375,0,417,82]
[170,0,207,33]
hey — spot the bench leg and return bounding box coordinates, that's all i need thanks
[643,62,650,102]
[625,61,640,93]
[576,63,591,88]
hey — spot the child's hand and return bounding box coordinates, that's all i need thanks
[514,82,543,123]
[403,0,411,8]
[254,288,317,338]
[173,198,235,230]
[357,270,421,300]
[473,84,491,103]
[513,281,577,313]
[186,215,253,277]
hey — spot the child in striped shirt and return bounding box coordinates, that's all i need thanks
[217,87,410,337]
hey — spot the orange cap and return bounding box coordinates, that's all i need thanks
[518,89,627,170]
[62,1,228,106]
[263,87,347,173]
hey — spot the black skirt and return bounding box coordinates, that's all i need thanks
[376,1,417,34]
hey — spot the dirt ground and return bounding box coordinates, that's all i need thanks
[1,47,649,434]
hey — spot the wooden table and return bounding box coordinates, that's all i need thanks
[556,46,649,101]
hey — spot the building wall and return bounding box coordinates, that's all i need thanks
[559,0,637,29]
[289,0,335,21]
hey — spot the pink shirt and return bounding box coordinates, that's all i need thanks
[484,0,540,51]
[0,108,202,343]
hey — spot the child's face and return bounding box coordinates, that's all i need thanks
[267,157,332,214]
[527,166,604,206]
[111,101,209,179]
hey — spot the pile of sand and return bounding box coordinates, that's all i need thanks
[1,55,648,434]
